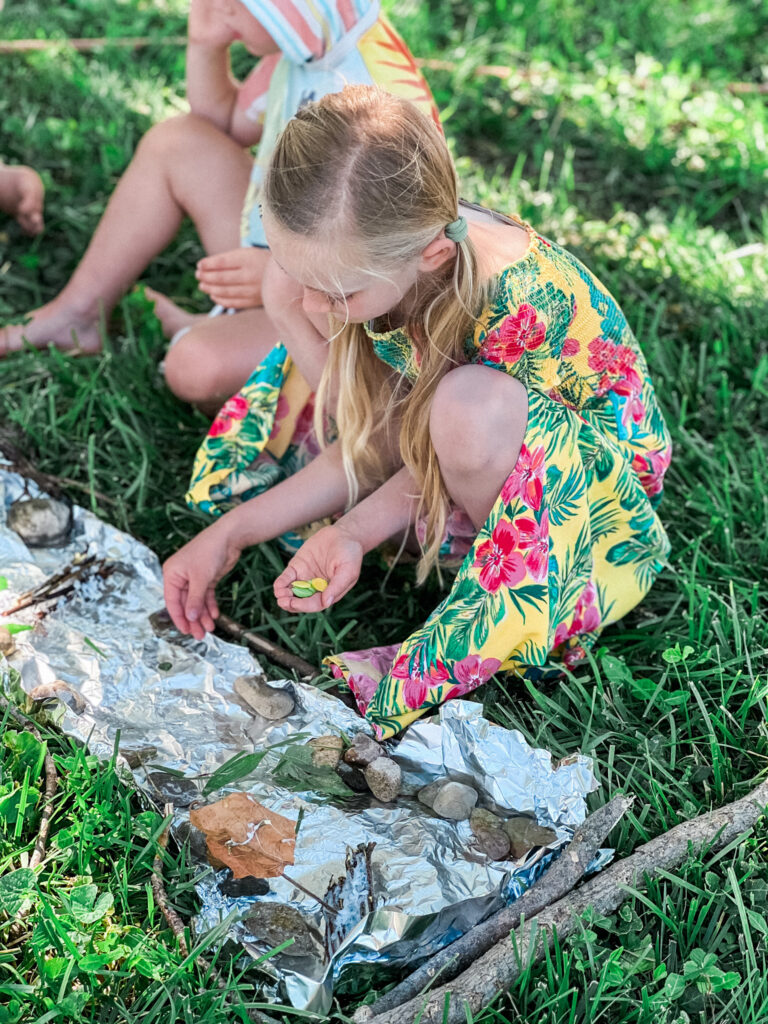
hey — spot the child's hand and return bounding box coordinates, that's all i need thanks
[274,526,363,613]
[188,0,238,48]
[163,524,242,640]
[196,248,268,308]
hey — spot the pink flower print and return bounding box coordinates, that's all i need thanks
[473,520,527,593]
[553,621,570,648]
[347,672,379,714]
[632,446,671,498]
[563,644,586,667]
[268,393,290,440]
[516,510,550,582]
[562,337,580,358]
[501,444,546,511]
[392,654,449,710]
[445,655,503,699]
[480,304,547,365]
[571,580,601,634]
[208,393,249,438]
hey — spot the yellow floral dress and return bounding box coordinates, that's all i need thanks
[188,223,672,739]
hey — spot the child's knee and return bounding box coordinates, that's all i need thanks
[163,327,225,405]
[138,114,221,165]
[430,366,528,470]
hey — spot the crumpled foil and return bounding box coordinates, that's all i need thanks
[0,466,604,1012]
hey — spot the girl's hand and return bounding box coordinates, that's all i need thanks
[196,248,268,308]
[188,0,238,49]
[163,523,242,639]
[274,526,363,613]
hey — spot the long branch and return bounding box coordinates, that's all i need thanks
[371,780,768,1024]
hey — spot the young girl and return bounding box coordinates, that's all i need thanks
[164,85,672,739]
[1,0,439,416]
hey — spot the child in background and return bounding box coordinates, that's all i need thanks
[163,86,672,739]
[1,0,439,417]
[0,162,44,235]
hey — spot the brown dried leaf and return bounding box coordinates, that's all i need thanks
[189,792,296,879]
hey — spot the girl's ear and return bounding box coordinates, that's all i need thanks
[417,235,456,273]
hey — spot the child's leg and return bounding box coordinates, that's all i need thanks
[1,114,252,356]
[144,287,208,340]
[429,365,529,529]
[163,306,280,415]
[0,164,45,235]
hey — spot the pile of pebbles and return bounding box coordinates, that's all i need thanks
[233,676,557,858]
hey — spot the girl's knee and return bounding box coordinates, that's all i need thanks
[430,366,528,470]
[138,114,223,164]
[163,326,226,405]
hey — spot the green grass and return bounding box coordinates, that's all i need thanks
[1,0,768,1020]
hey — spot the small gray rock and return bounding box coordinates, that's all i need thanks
[28,679,87,715]
[503,816,558,859]
[8,496,73,548]
[417,779,445,810]
[364,757,402,803]
[432,781,478,821]
[234,675,295,720]
[120,744,159,770]
[145,771,200,809]
[335,761,369,793]
[472,828,512,861]
[470,808,505,834]
[308,734,343,768]
[244,903,324,959]
[343,733,383,768]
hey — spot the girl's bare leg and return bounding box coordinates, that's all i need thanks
[1,114,252,356]
[429,365,529,529]
[163,306,281,415]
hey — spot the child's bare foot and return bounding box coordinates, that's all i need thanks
[0,298,103,358]
[144,287,208,339]
[0,164,45,235]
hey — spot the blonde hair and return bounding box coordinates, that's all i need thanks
[264,86,489,581]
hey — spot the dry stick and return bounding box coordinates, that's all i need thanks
[363,793,633,1020]
[2,38,766,95]
[151,804,190,957]
[0,36,187,53]
[372,780,768,1024]
[216,612,316,679]
[0,697,58,871]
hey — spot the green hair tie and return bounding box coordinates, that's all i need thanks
[445,215,468,243]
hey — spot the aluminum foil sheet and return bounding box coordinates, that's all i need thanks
[0,466,603,1013]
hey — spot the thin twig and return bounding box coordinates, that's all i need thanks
[151,803,189,957]
[215,612,316,679]
[0,35,187,53]
[2,556,116,617]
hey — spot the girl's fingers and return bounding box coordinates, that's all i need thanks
[164,576,191,634]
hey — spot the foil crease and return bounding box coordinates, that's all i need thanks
[0,467,602,1013]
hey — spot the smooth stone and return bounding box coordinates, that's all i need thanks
[470,808,505,834]
[0,627,16,657]
[120,744,159,770]
[335,761,369,794]
[472,828,512,861]
[8,496,73,547]
[234,675,295,720]
[244,903,324,959]
[343,733,383,768]
[503,816,558,859]
[308,734,343,768]
[218,872,270,898]
[28,679,87,715]
[417,779,445,810]
[364,757,402,803]
[432,781,479,821]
